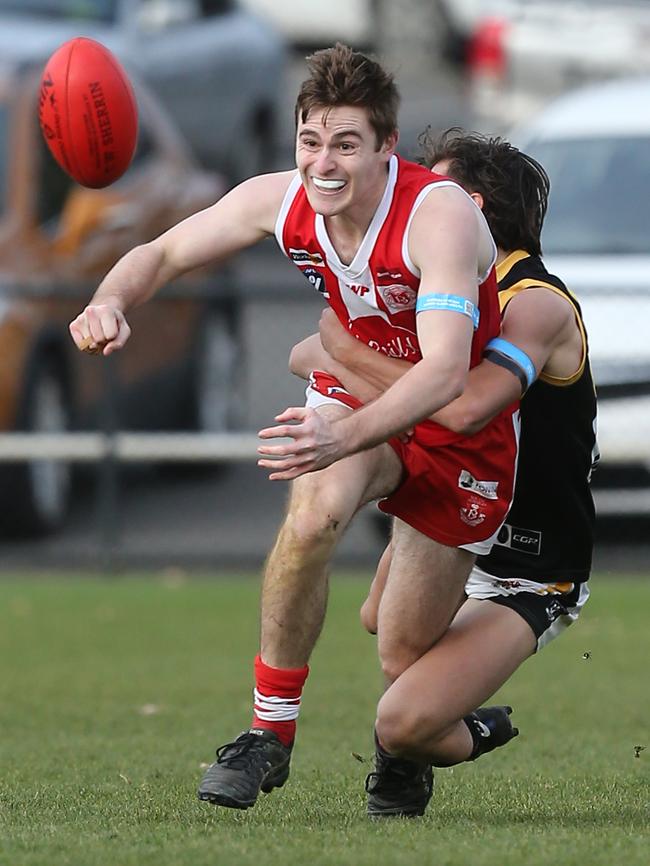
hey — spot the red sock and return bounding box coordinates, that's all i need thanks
[252,654,309,746]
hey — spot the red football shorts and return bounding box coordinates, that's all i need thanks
[306,371,520,554]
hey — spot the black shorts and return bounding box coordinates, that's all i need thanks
[465,566,590,651]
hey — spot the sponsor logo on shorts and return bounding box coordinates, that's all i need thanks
[545,600,566,622]
[458,469,499,500]
[289,248,324,267]
[460,497,486,527]
[492,577,524,590]
[496,524,542,556]
[377,283,417,313]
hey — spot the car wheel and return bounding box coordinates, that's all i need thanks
[0,359,72,537]
[192,311,241,433]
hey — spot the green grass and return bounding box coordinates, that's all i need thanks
[0,573,648,866]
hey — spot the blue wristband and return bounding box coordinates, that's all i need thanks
[485,337,537,390]
[415,293,480,329]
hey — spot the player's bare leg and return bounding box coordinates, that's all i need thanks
[199,404,403,809]
[365,525,476,817]
[360,541,391,635]
[363,550,529,764]
[376,598,534,764]
[377,520,474,685]
[366,598,533,816]
[260,406,402,671]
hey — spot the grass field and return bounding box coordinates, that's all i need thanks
[0,573,648,866]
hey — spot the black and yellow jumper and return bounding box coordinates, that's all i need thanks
[477,251,598,583]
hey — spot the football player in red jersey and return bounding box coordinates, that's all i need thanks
[69,47,519,814]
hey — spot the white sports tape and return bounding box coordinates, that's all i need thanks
[253,688,302,722]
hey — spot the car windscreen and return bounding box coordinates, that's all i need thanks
[0,1,117,21]
[528,136,650,255]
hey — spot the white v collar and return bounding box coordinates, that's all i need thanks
[315,155,398,280]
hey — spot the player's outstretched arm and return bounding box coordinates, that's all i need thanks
[69,171,293,356]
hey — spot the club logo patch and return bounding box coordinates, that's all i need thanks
[460,496,486,527]
[378,283,417,313]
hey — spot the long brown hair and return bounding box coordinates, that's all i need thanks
[421,127,550,256]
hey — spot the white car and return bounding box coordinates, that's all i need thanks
[240,0,372,47]
[0,0,287,181]
[468,0,650,131]
[514,76,650,514]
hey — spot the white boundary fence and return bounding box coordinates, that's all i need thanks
[0,398,647,464]
[0,432,262,463]
[0,398,647,570]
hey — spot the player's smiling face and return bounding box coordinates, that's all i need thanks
[296,105,396,218]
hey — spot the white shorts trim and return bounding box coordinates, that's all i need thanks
[304,380,351,410]
[466,564,590,650]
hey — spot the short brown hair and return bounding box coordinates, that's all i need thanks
[421,127,550,256]
[295,43,399,150]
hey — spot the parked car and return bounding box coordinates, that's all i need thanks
[0,0,287,181]
[514,76,650,514]
[0,61,242,537]
[468,0,650,131]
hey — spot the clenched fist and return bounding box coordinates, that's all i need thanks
[69,303,131,357]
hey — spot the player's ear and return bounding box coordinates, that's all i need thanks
[381,129,399,157]
[469,191,484,211]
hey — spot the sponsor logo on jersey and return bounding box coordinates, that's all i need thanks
[460,496,486,527]
[377,283,417,313]
[458,469,499,500]
[377,270,404,280]
[495,523,542,556]
[302,266,327,296]
[289,248,324,267]
[367,334,419,359]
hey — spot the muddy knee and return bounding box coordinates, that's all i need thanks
[279,478,349,558]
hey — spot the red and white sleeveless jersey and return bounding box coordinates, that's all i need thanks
[274,154,501,446]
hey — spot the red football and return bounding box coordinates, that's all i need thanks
[39,37,138,189]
